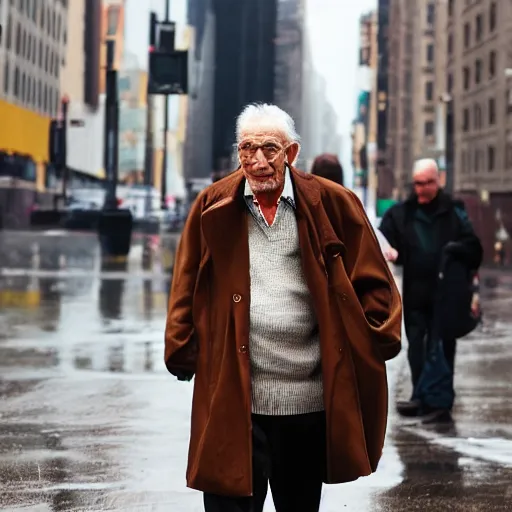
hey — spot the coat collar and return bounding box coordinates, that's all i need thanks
[201,166,341,266]
[243,165,296,209]
[206,165,321,207]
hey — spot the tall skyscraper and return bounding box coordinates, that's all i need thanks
[274,0,304,134]
[212,0,278,174]
[99,0,125,94]
[183,0,215,181]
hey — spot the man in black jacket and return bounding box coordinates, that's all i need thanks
[379,158,482,421]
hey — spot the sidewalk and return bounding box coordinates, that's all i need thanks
[378,280,512,510]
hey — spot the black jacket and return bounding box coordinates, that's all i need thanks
[379,191,483,311]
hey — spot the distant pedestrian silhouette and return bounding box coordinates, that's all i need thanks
[310,154,344,186]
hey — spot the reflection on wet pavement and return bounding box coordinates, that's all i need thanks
[1,232,512,511]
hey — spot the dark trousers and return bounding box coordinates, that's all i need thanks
[203,411,326,512]
[404,309,456,404]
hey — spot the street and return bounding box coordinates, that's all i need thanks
[0,232,511,511]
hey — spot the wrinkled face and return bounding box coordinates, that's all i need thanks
[238,130,297,194]
[413,167,440,204]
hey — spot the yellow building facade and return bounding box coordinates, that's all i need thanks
[0,100,50,162]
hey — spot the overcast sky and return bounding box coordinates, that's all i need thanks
[124,0,377,177]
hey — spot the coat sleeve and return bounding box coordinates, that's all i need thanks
[164,195,204,380]
[378,204,404,266]
[445,205,483,270]
[343,191,403,361]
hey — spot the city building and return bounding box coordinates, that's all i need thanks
[0,0,70,167]
[61,0,104,181]
[352,9,381,217]
[274,0,304,136]
[183,0,215,181]
[385,0,416,199]
[117,52,147,184]
[410,1,437,167]
[447,0,511,261]
[211,0,278,175]
[375,0,395,205]
[0,0,68,118]
[300,8,340,172]
[99,0,125,94]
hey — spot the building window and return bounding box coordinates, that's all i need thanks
[21,72,26,102]
[15,24,21,55]
[506,143,512,168]
[107,6,120,36]
[3,61,9,94]
[463,67,470,90]
[507,89,512,114]
[404,70,412,93]
[425,81,433,101]
[424,121,434,137]
[447,33,453,55]
[464,23,470,48]
[13,66,19,97]
[448,0,453,17]
[489,2,497,32]
[475,14,483,42]
[489,98,496,125]
[426,3,435,25]
[475,59,482,84]
[474,104,482,129]
[5,16,12,50]
[463,108,470,131]
[489,50,496,79]
[426,44,434,64]
[447,73,453,93]
[488,146,495,171]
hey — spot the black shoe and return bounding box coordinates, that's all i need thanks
[421,408,453,425]
[396,399,421,417]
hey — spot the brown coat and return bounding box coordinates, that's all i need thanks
[165,167,402,497]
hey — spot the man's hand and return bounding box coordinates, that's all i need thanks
[384,247,399,262]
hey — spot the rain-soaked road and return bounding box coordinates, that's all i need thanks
[0,231,511,511]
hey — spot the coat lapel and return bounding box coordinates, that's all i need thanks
[201,171,249,287]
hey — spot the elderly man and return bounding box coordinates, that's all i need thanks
[165,104,402,512]
[380,159,482,423]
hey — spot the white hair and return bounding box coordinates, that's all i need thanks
[236,103,301,145]
[413,158,439,175]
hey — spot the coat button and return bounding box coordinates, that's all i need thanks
[340,293,348,301]
[233,293,242,303]
[239,345,248,354]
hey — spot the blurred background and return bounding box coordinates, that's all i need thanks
[1,3,512,511]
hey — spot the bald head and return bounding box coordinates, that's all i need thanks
[412,158,440,204]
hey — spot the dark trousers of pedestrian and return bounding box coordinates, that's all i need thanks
[405,309,456,404]
[203,411,326,512]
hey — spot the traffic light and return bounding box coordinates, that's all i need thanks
[147,12,188,96]
[148,50,188,95]
[48,119,66,168]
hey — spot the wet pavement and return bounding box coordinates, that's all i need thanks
[0,231,511,511]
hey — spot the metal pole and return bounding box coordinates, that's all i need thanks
[103,39,119,210]
[144,12,157,219]
[161,0,170,210]
[60,98,69,205]
[444,99,454,195]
